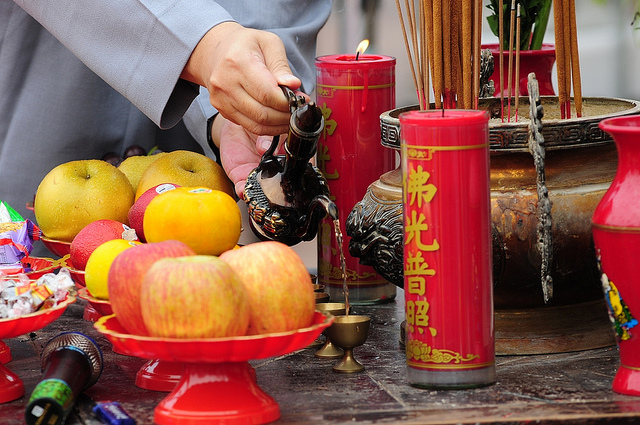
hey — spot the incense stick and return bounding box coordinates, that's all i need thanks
[394,0,421,109]
[433,0,443,109]
[562,0,572,118]
[443,0,452,109]
[499,0,505,121]
[394,0,484,112]
[507,0,515,122]
[462,0,472,109]
[451,1,462,109]
[554,0,567,119]
[569,0,582,117]
[473,0,482,109]
[515,4,521,122]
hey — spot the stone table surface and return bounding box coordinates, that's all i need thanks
[1,288,640,425]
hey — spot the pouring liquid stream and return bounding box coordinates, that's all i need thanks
[333,218,349,315]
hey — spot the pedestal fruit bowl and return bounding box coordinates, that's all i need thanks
[95,311,333,424]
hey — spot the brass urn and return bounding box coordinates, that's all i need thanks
[346,96,640,354]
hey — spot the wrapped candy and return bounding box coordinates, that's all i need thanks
[0,269,74,319]
[0,200,41,275]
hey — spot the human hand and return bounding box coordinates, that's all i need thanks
[215,116,285,198]
[181,22,301,136]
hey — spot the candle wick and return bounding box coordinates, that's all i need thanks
[355,52,360,61]
[441,107,445,117]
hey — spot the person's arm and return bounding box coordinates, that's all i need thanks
[15,0,331,136]
[14,0,233,129]
[182,1,332,155]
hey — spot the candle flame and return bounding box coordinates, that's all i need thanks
[356,39,369,56]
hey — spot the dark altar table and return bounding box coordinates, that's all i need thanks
[1,288,639,425]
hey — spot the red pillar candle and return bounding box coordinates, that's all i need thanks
[315,54,397,304]
[400,110,495,389]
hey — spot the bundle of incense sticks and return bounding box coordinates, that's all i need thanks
[395,0,483,110]
[554,0,582,118]
[504,0,521,123]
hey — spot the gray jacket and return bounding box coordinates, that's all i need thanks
[1,1,331,254]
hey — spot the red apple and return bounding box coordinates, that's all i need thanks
[140,255,250,338]
[128,183,179,242]
[108,240,195,335]
[219,241,316,335]
[70,219,138,270]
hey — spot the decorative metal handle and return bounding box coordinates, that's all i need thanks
[527,73,554,304]
[280,85,305,114]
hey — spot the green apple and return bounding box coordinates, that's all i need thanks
[219,241,316,335]
[34,160,135,242]
[140,255,250,338]
[135,150,234,201]
[117,152,165,192]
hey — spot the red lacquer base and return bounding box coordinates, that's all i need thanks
[0,362,23,404]
[94,312,332,424]
[0,296,75,404]
[83,304,102,322]
[154,362,278,425]
[0,340,11,364]
[613,365,640,397]
[136,359,181,392]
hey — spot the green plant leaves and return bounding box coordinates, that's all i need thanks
[486,0,552,50]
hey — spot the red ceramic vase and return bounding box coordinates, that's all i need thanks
[483,43,556,97]
[592,115,640,396]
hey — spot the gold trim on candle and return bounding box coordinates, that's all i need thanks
[402,143,489,151]
[317,83,395,92]
[402,143,489,161]
[592,223,640,233]
[407,360,495,370]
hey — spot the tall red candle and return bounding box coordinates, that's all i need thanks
[315,54,396,304]
[400,110,495,389]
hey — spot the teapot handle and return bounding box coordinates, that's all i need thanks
[262,135,280,161]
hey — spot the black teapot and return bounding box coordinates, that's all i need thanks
[243,87,337,246]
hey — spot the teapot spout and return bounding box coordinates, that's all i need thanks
[311,195,338,221]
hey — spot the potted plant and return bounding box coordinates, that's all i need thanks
[483,0,555,96]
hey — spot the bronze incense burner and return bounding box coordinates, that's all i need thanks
[346,96,640,354]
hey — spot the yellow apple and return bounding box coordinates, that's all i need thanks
[135,150,234,200]
[143,187,241,255]
[219,241,316,335]
[34,160,135,242]
[140,255,250,338]
[85,238,141,300]
[117,153,165,192]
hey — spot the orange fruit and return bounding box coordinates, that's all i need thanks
[70,219,138,270]
[85,239,141,300]
[143,187,241,256]
[128,183,180,242]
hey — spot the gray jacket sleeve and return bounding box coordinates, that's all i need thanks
[14,0,332,154]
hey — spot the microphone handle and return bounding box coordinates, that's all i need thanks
[25,347,92,425]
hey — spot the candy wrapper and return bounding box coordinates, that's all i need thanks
[0,268,74,319]
[0,200,42,274]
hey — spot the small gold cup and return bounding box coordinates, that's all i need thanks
[314,302,347,359]
[312,283,326,292]
[326,315,371,373]
[315,292,330,304]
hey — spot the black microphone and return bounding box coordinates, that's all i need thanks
[25,332,103,425]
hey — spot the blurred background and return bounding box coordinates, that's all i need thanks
[316,0,640,107]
